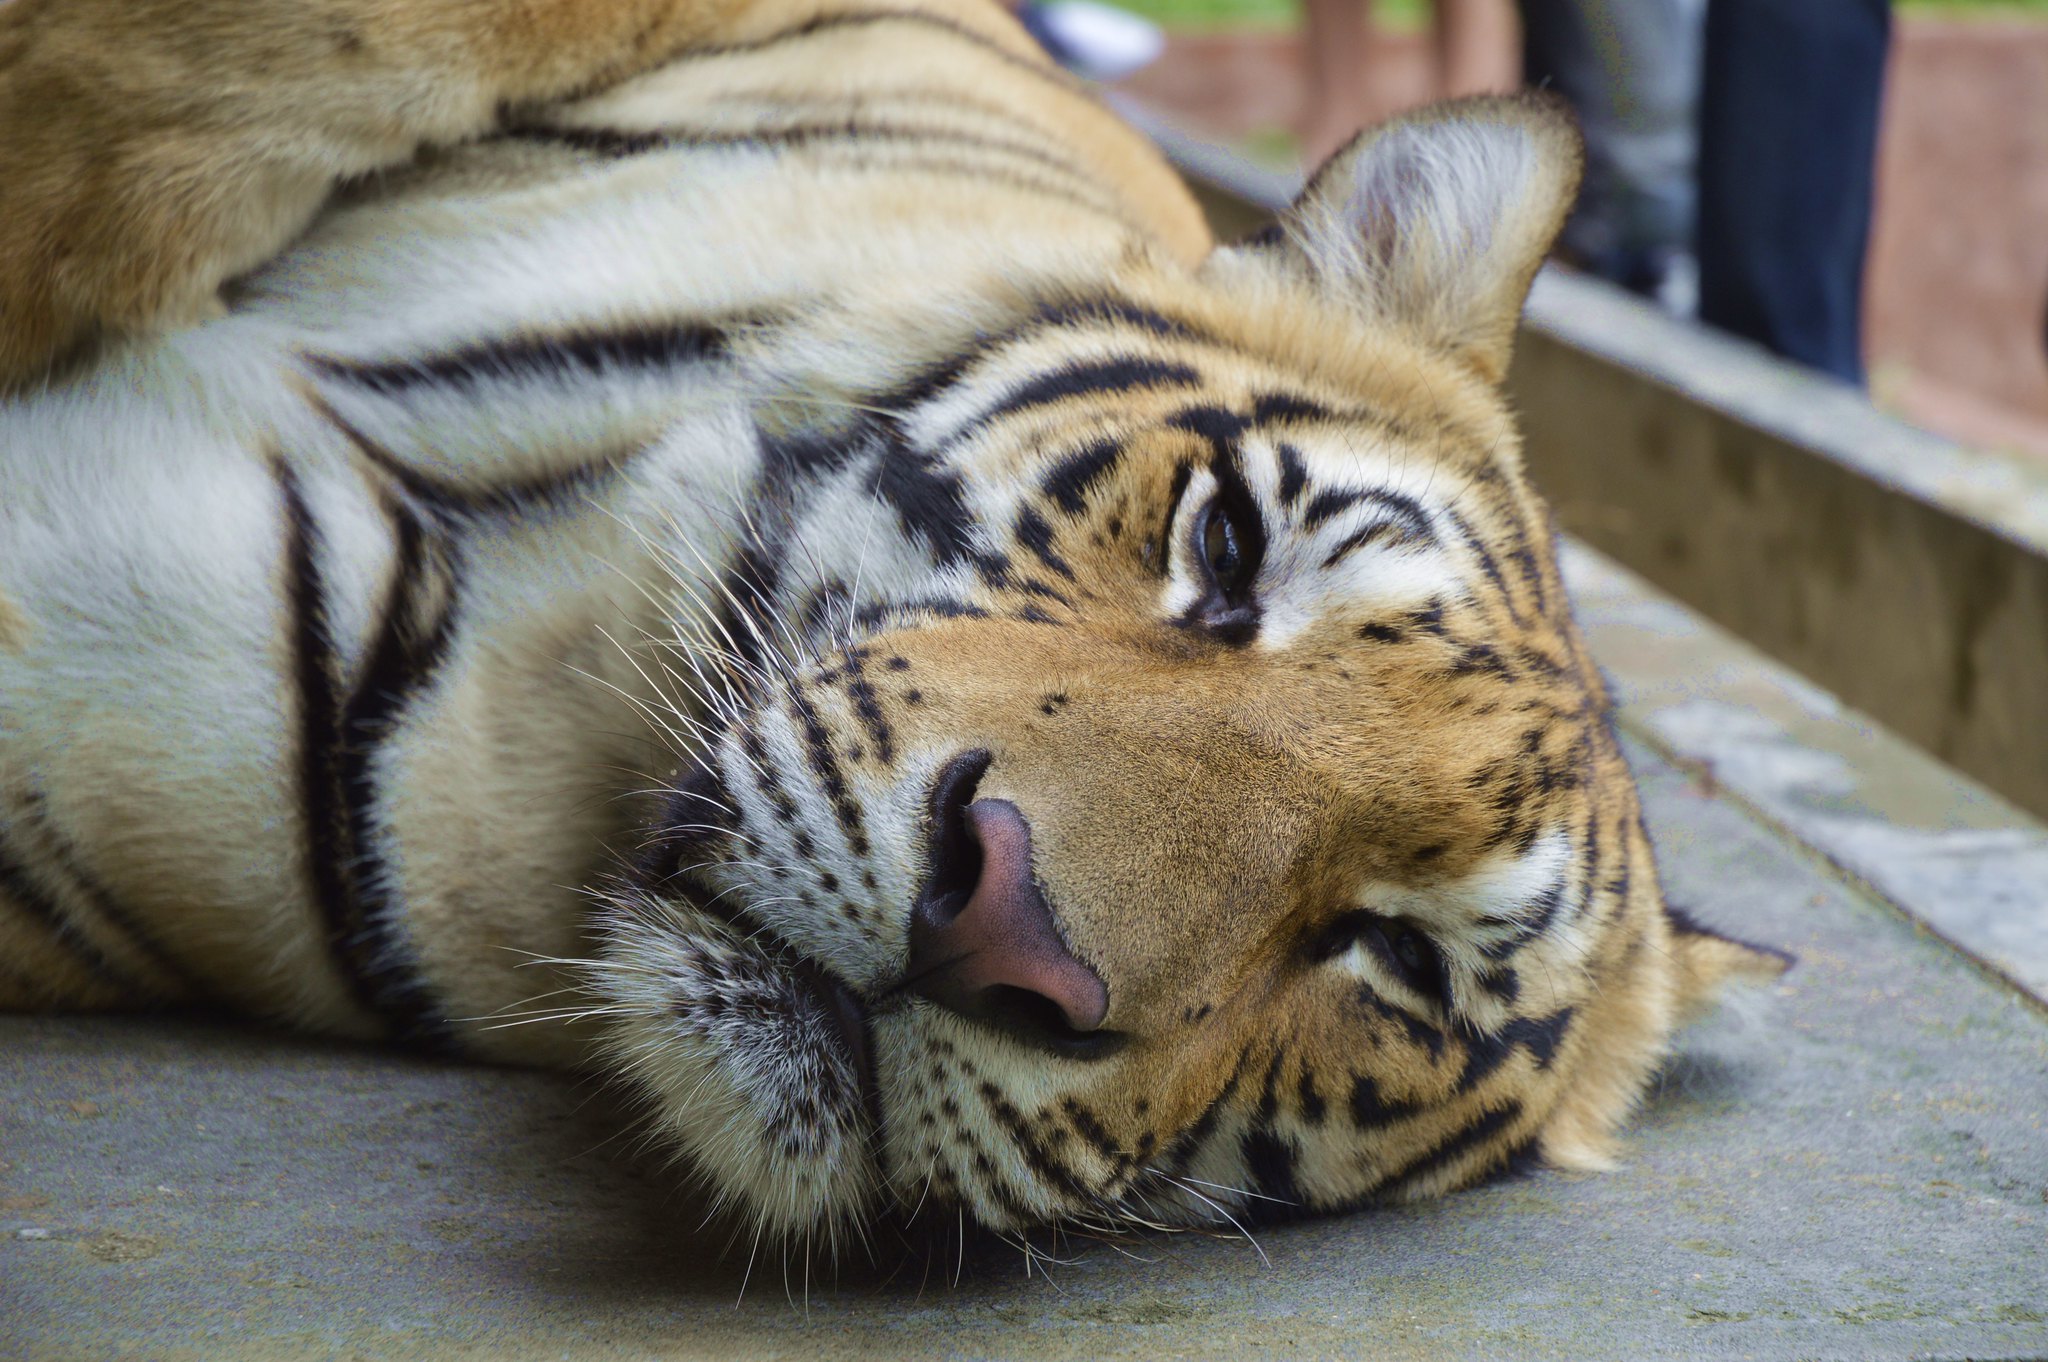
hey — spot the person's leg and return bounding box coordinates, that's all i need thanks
[1433,0,1518,100]
[1520,0,1703,301]
[1300,0,1375,164]
[1012,0,1164,81]
[1696,0,1891,384]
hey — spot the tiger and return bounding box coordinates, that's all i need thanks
[0,0,1786,1249]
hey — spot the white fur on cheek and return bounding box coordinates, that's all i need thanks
[1343,828,1584,1030]
[1241,434,1466,652]
[1158,466,1218,620]
[589,890,881,1240]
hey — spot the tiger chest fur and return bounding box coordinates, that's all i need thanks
[0,0,1783,1247]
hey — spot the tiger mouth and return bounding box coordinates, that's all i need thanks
[789,954,881,1135]
[755,753,989,1147]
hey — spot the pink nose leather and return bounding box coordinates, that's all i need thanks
[908,799,1108,1033]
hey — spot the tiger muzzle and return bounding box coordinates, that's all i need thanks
[908,750,1119,1058]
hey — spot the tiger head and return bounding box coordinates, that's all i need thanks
[589,95,1787,1245]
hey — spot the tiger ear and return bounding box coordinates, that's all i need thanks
[1666,905,1794,1022]
[1243,92,1583,384]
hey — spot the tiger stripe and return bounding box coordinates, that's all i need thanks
[1039,438,1124,514]
[1372,1100,1528,1203]
[0,831,141,1000]
[7,793,207,1003]
[783,679,874,864]
[276,459,452,1043]
[970,356,1201,430]
[513,121,1139,232]
[307,322,746,399]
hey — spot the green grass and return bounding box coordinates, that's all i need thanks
[1110,0,1426,33]
[1113,0,2046,34]
[1899,0,2048,10]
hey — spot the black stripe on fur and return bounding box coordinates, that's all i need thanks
[1372,1099,1525,1202]
[1275,443,1310,508]
[310,321,745,398]
[0,828,137,993]
[783,681,873,863]
[278,459,374,1023]
[1456,1008,1576,1092]
[1040,438,1124,515]
[509,122,1128,226]
[9,792,210,1004]
[972,356,1200,428]
[871,441,982,568]
[278,457,457,1045]
[838,650,898,768]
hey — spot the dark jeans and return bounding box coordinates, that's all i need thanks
[1697,0,1892,384]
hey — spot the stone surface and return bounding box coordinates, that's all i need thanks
[4,551,2046,1361]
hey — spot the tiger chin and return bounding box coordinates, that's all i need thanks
[0,0,1787,1255]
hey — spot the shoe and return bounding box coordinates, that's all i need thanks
[1017,0,1166,81]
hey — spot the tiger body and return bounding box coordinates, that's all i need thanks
[0,0,1780,1242]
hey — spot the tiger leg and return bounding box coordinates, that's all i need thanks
[0,0,750,393]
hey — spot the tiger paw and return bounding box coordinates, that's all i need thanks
[0,98,329,392]
[0,2,338,393]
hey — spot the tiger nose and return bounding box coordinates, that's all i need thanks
[907,797,1110,1036]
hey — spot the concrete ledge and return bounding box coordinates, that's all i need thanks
[1132,104,2048,822]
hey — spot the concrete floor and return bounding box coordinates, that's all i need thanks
[5,551,2046,1361]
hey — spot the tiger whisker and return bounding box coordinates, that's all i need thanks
[1144,1169,1271,1266]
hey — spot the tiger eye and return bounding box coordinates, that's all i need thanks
[1391,925,1431,975]
[1202,501,1244,592]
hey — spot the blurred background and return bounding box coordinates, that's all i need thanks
[1023,0,2048,465]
